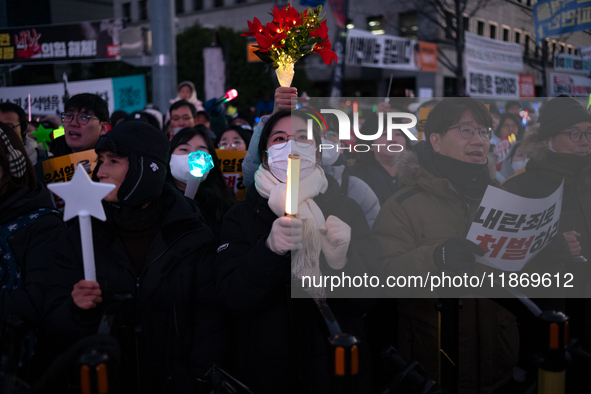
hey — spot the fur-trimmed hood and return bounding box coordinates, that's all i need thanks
[520,123,548,162]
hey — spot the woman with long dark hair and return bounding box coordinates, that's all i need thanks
[167,125,236,238]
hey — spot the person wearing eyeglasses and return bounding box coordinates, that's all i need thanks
[504,96,591,354]
[215,125,251,151]
[0,102,46,166]
[33,94,109,186]
[372,98,527,392]
[215,109,376,394]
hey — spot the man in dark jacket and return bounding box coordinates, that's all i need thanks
[503,96,591,350]
[44,121,226,393]
[35,94,109,184]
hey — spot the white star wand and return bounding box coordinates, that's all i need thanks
[47,164,115,282]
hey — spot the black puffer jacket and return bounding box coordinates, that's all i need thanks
[215,174,376,394]
[44,184,227,394]
[0,183,64,325]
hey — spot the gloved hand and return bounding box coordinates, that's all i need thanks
[319,215,351,269]
[266,216,303,255]
[433,237,484,272]
[203,98,224,117]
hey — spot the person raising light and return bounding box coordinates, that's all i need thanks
[215,109,375,394]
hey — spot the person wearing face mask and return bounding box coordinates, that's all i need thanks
[503,96,591,354]
[372,98,570,393]
[215,109,376,394]
[319,129,381,229]
[498,142,529,180]
[167,126,236,240]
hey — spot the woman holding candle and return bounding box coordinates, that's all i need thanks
[215,110,376,394]
[167,126,236,239]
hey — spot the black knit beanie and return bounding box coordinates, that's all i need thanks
[539,97,591,140]
[93,121,169,206]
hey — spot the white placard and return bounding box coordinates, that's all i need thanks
[466,67,519,97]
[465,31,523,72]
[345,29,419,70]
[549,72,591,97]
[466,181,563,271]
[203,46,226,101]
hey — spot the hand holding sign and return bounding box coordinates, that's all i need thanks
[47,163,115,281]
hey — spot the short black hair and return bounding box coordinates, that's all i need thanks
[505,100,521,112]
[169,100,197,119]
[424,98,492,143]
[196,111,209,121]
[0,102,28,139]
[64,93,109,123]
[124,111,161,131]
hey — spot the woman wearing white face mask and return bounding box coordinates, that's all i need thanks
[167,126,236,239]
[215,110,376,394]
[499,141,529,180]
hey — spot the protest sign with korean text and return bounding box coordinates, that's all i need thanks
[550,72,591,97]
[467,181,563,271]
[534,0,591,42]
[42,150,98,213]
[466,67,519,97]
[216,149,247,201]
[465,31,524,72]
[0,18,124,65]
[0,74,146,115]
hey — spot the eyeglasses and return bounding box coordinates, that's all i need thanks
[448,124,494,140]
[268,133,315,149]
[558,128,591,142]
[61,113,99,125]
[4,123,20,130]
[219,141,246,150]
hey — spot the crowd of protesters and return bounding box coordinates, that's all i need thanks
[0,80,590,394]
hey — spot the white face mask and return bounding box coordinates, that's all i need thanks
[266,140,317,183]
[170,153,209,185]
[320,137,340,166]
[511,158,528,173]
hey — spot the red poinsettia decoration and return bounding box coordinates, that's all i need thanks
[242,3,337,69]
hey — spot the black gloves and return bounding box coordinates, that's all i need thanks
[433,237,485,272]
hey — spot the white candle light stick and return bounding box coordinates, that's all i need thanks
[184,176,201,199]
[47,164,115,281]
[285,154,300,217]
[28,94,32,122]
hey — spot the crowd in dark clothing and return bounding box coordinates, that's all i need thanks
[1,87,590,394]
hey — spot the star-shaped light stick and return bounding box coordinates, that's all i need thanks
[31,124,54,150]
[47,164,115,282]
[185,151,215,199]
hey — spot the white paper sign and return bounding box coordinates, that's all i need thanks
[549,72,591,97]
[466,67,519,97]
[203,47,226,101]
[465,31,523,72]
[466,181,563,271]
[345,29,419,70]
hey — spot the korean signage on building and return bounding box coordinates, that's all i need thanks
[465,32,524,73]
[466,67,519,98]
[345,29,437,71]
[0,18,124,65]
[0,75,146,115]
[534,0,591,42]
[554,52,591,74]
[549,72,591,96]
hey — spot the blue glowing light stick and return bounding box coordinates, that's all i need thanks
[185,151,215,199]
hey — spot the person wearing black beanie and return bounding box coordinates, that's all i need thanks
[44,121,230,393]
[504,97,591,361]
